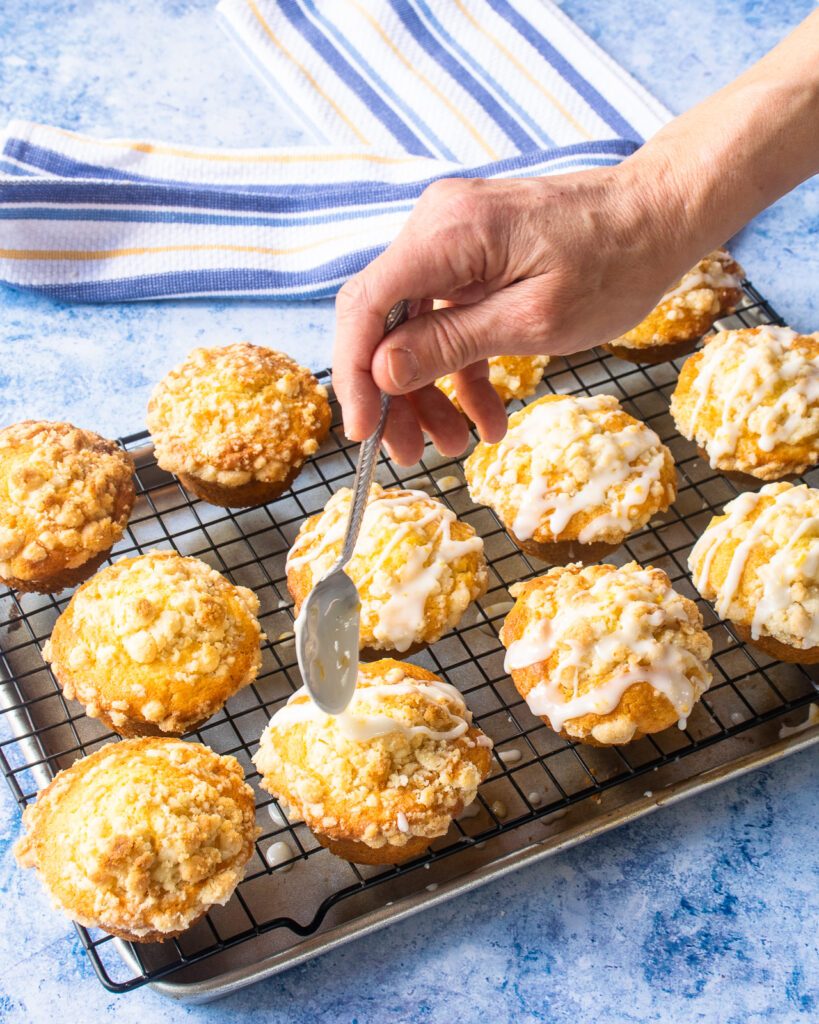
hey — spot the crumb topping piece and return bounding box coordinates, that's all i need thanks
[44,550,263,733]
[147,344,331,487]
[501,562,712,745]
[253,660,492,850]
[14,738,259,939]
[286,484,487,651]
[0,420,134,581]
[464,394,676,545]
[689,482,819,650]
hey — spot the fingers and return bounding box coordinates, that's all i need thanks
[406,385,470,457]
[381,395,425,466]
[448,362,508,443]
[333,179,494,442]
[370,279,549,394]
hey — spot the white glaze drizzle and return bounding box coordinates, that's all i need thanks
[268,669,481,745]
[287,486,483,652]
[504,569,709,731]
[266,840,295,872]
[659,251,742,305]
[683,326,819,460]
[689,483,819,645]
[470,395,667,543]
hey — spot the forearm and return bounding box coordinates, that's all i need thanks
[625,9,819,272]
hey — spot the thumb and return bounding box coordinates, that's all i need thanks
[370,280,546,393]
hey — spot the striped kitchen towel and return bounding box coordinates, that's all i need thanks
[0,0,670,302]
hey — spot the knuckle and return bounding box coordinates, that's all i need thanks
[336,273,369,314]
[432,313,478,369]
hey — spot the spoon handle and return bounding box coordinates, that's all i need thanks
[336,298,410,569]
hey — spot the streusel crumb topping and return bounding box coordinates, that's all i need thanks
[147,344,331,487]
[0,420,134,580]
[437,355,550,408]
[14,738,259,938]
[254,660,492,850]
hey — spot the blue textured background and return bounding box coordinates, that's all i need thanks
[0,1,817,1020]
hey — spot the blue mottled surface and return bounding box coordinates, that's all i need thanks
[0,1,817,1020]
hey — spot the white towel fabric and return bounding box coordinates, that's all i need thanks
[0,0,670,302]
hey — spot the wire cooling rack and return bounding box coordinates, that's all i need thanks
[1,279,818,998]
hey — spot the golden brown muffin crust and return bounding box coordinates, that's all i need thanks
[44,550,263,735]
[689,482,819,652]
[437,355,550,410]
[500,562,712,745]
[464,394,676,547]
[0,420,134,589]
[253,659,492,858]
[670,325,819,480]
[146,344,331,489]
[14,738,259,941]
[609,249,743,352]
[287,484,487,653]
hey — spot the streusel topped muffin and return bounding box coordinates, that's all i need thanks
[464,394,676,563]
[147,344,331,507]
[14,738,259,942]
[670,325,819,480]
[286,484,487,655]
[0,420,134,593]
[44,550,263,736]
[689,482,819,662]
[254,659,492,864]
[606,249,744,364]
[500,562,712,745]
[437,355,550,411]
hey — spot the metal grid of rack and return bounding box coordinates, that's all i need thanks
[1,279,817,994]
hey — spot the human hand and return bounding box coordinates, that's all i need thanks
[332,162,696,465]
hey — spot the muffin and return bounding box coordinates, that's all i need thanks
[253,659,492,864]
[43,550,264,736]
[436,355,550,413]
[689,482,819,662]
[286,484,487,656]
[670,325,819,481]
[14,737,259,942]
[0,421,134,593]
[500,562,712,745]
[605,249,744,364]
[147,344,331,507]
[464,393,676,563]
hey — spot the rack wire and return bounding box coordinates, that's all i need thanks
[1,279,817,994]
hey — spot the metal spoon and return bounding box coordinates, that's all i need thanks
[295,299,410,715]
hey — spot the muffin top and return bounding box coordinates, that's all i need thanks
[147,344,331,487]
[612,249,743,350]
[286,484,487,652]
[254,659,492,852]
[44,550,263,734]
[0,420,134,584]
[464,394,676,545]
[670,326,819,478]
[14,738,259,940]
[500,562,712,744]
[689,482,819,650]
[436,355,550,409]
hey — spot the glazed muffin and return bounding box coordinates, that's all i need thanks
[14,738,259,942]
[147,344,331,507]
[500,562,712,745]
[286,484,487,656]
[605,249,744,364]
[0,421,134,593]
[436,355,550,412]
[689,482,819,662]
[253,659,492,864]
[43,550,263,736]
[670,325,819,481]
[464,393,676,564]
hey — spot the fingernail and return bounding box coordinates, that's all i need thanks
[386,347,419,390]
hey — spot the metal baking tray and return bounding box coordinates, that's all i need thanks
[1,280,817,1002]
